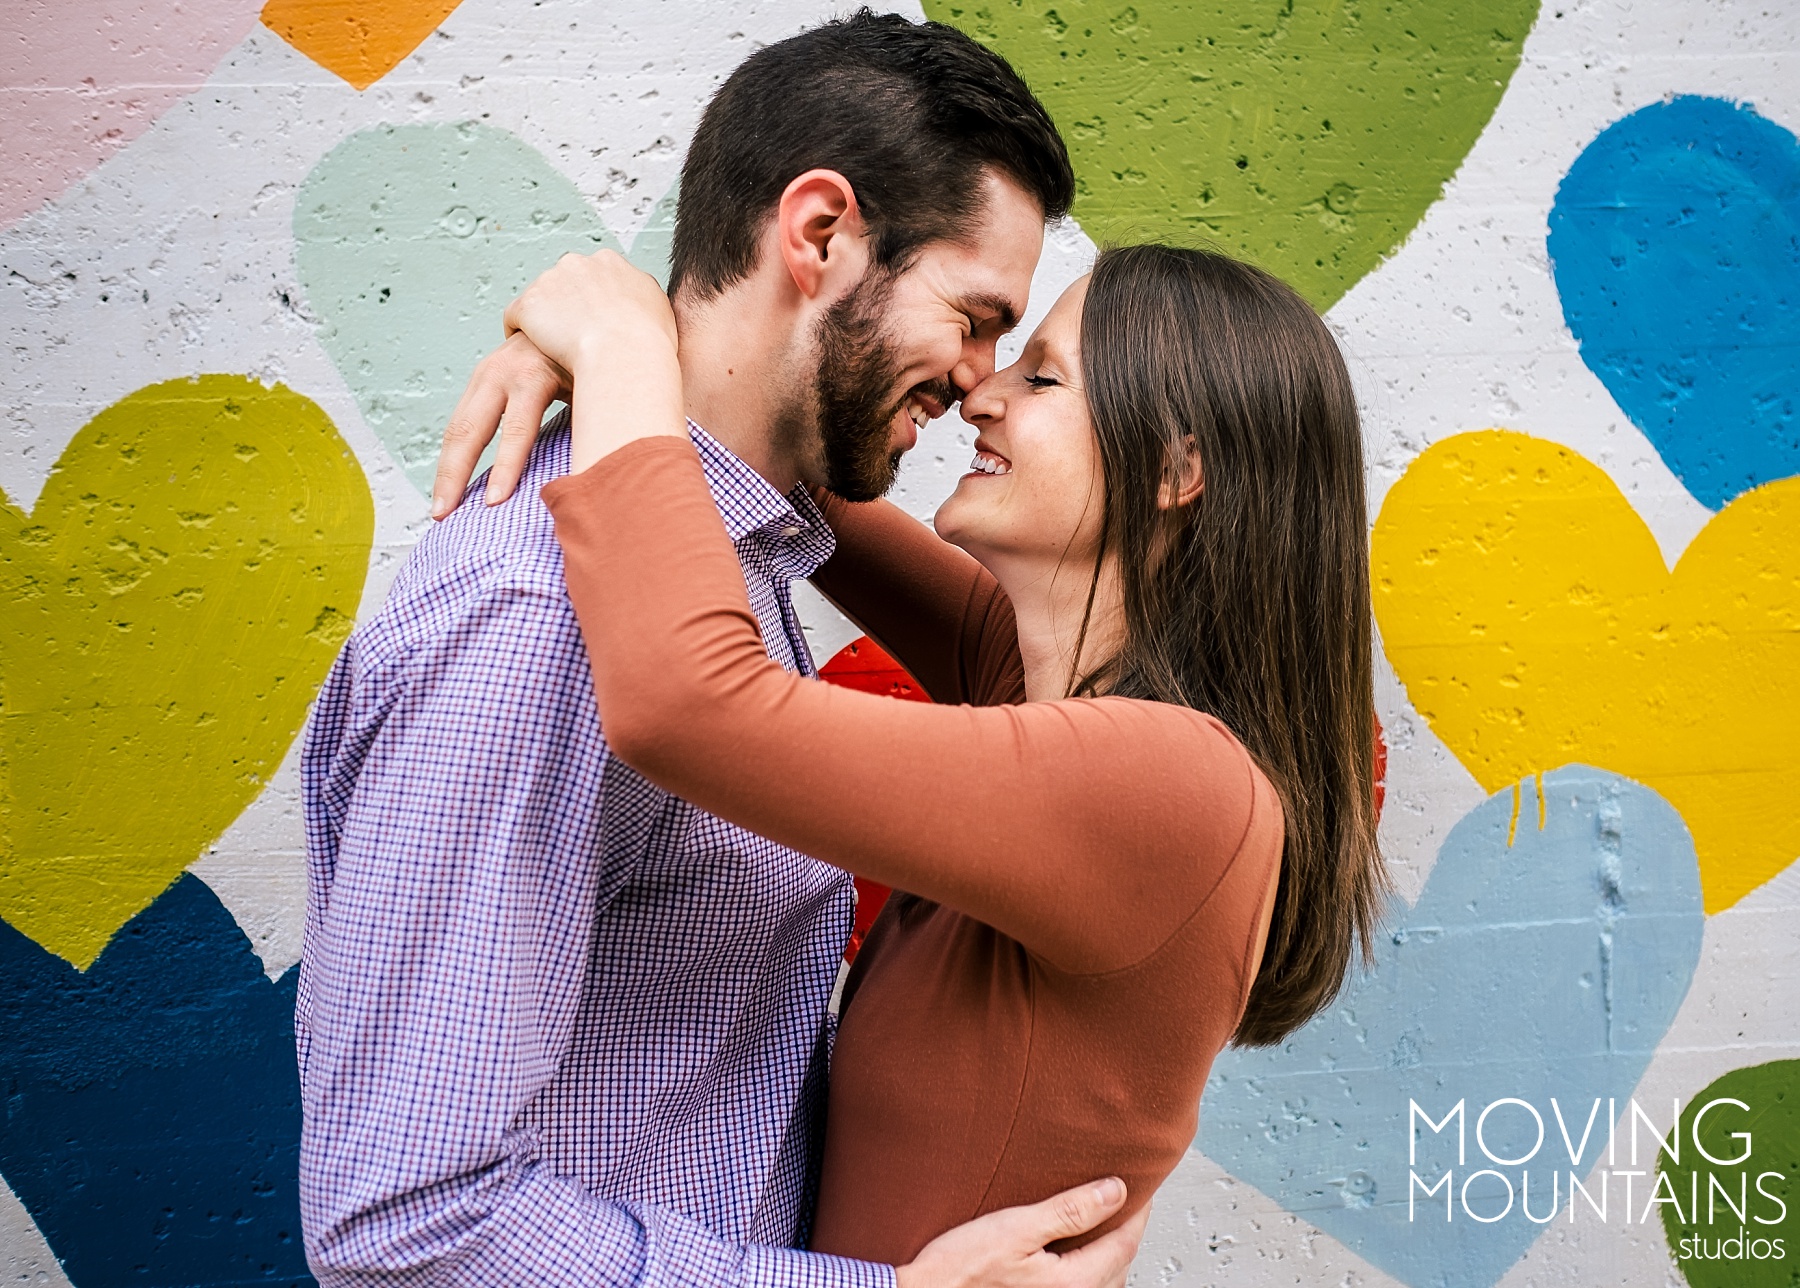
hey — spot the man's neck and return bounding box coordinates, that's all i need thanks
[673,283,809,493]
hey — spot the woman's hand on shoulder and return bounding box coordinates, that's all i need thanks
[502,248,676,378]
[430,250,683,519]
[508,250,685,478]
[431,331,570,519]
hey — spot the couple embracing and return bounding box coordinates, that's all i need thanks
[295,11,1385,1288]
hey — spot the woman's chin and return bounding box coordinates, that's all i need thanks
[933,485,978,542]
[932,491,996,560]
[936,482,979,539]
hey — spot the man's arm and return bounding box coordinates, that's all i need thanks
[298,578,1147,1288]
[298,582,891,1288]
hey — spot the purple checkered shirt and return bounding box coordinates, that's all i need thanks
[296,416,893,1288]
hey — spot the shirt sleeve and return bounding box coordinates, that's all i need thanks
[805,493,1023,706]
[543,439,1271,978]
[296,582,892,1288]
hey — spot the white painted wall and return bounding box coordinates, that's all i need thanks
[2,2,1795,1284]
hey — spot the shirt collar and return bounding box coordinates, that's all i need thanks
[689,421,836,578]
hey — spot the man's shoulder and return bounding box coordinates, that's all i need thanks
[354,427,580,669]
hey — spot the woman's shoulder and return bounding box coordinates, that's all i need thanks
[982,693,1278,976]
[1069,693,1258,762]
[1018,694,1279,853]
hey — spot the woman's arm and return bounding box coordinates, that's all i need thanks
[542,439,1274,977]
[809,494,1025,707]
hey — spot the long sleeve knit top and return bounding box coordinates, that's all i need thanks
[541,436,1283,1264]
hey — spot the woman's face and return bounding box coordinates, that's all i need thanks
[934,276,1106,572]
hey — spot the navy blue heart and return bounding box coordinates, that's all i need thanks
[1548,95,1800,509]
[1198,767,1704,1288]
[0,874,313,1287]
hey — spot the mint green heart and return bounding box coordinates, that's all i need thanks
[926,0,1539,309]
[295,121,676,495]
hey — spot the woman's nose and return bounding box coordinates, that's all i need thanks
[959,372,1003,423]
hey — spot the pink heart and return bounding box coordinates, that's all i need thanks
[1,0,263,230]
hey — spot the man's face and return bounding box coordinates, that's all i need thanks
[803,172,1045,501]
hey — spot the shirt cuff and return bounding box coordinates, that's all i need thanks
[740,1243,896,1288]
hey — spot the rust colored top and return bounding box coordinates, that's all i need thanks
[542,438,1283,1265]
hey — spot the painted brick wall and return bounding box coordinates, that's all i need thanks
[1,3,1795,1286]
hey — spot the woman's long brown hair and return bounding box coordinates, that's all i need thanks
[1073,244,1386,1047]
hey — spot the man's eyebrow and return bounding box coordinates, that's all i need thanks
[956,291,1020,331]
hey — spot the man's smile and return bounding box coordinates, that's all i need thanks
[898,381,956,443]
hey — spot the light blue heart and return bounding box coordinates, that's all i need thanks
[294,121,677,495]
[1198,767,1704,1288]
[1548,96,1800,510]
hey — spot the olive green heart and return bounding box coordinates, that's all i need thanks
[925,0,1539,309]
[0,376,373,968]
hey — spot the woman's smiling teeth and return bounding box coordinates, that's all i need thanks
[969,449,1012,476]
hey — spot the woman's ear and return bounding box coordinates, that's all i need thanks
[1158,436,1205,510]
[776,169,870,301]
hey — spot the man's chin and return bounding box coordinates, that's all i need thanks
[893,408,920,456]
[830,466,899,504]
[813,388,929,500]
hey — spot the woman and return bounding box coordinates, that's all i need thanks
[462,244,1383,1261]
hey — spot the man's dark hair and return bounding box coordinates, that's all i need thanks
[668,9,1074,300]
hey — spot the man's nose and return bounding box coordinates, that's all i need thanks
[952,338,997,397]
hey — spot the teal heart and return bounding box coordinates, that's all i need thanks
[294,121,677,495]
[1198,767,1704,1288]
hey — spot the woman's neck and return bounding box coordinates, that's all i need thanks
[994,553,1127,703]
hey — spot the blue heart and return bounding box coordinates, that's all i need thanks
[0,874,313,1287]
[1197,767,1704,1288]
[1548,95,1800,510]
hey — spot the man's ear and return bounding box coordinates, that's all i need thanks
[776,169,870,301]
[1158,436,1205,510]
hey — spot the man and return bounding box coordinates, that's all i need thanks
[298,11,1143,1288]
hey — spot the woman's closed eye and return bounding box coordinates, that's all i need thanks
[1023,372,1059,388]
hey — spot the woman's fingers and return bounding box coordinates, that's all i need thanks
[432,335,571,519]
[485,354,570,507]
[502,249,674,377]
[433,375,506,519]
[435,249,680,518]
[482,400,548,508]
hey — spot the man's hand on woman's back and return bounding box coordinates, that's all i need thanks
[898,1178,1148,1288]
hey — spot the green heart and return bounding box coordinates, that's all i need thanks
[925,0,1539,309]
[0,377,373,968]
[1659,1060,1800,1288]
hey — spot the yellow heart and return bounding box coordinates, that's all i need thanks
[1372,430,1800,913]
[0,376,372,967]
[261,0,464,91]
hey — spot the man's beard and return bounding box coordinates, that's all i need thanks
[811,269,955,502]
